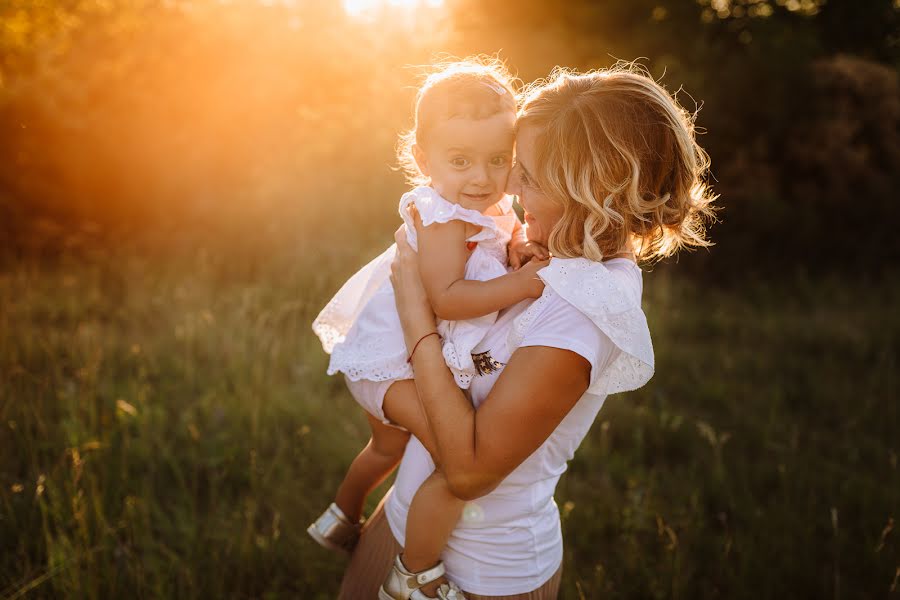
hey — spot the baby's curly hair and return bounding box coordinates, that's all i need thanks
[517,63,717,262]
[397,56,518,186]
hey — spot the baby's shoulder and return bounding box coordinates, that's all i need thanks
[495,195,516,216]
[399,186,500,237]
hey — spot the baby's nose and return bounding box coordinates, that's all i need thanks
[471,164,489,184]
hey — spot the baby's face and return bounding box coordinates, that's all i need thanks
[416,110,515,212]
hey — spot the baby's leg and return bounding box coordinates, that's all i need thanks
[382,381,464,597]
[334,412,410,522]
[381,379,437,458]
[403,470,465,596]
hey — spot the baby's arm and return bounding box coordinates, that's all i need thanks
[508,219,550,270]
[415,215,546,322]
[508,219,528,270]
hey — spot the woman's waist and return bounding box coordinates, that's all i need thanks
[455,491,559,531]
[390,468,562,529]
[384,488,563,595]
[443,522,562,595]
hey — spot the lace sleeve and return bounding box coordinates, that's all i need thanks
[398,186,501,251]
[509,257,654,396]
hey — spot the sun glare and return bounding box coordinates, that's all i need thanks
[343,0,443,18]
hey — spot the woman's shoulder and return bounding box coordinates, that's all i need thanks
[511,256,654,396]
[538,257,643,309]
[518,285,597,337]
[517,256,642,322]
[494,194,515,216]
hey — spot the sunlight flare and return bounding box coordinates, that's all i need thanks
[343,0,443,18]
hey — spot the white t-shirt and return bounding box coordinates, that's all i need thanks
[384,258,652,596]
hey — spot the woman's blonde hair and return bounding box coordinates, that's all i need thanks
[517,63,717,262]
[397,56,518,186]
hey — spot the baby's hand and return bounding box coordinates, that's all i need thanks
[515,257,550,298]
[509,236,551,270]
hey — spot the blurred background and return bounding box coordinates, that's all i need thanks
[1,0,897,598]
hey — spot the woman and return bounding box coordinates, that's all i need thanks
[339,64,715,600]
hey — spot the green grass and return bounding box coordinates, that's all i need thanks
[1,196,897,598]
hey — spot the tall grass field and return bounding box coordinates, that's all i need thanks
[1,183,897,599]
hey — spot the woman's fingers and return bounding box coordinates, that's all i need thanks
[391,226,426,295]
[390,226,437,338]
[403,203,425,235]
[394,224,408,248]
[391,226,403,283]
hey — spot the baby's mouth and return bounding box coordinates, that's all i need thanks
[462,192,492,202]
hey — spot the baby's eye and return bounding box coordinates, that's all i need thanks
[519,170,531,185]
[490,155,510,167]
[450,157,470,168]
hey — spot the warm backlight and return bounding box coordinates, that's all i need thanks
[343,0,444,18]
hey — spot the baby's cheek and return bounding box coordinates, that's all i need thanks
[430,182,446,198]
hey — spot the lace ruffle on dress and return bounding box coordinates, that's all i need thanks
[312,186,518,388]
[508,257,655,396]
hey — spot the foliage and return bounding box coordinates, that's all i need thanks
[1,197,898,596]
[1,0,898,277]
[2,1,899,598]
[0,0,425,237]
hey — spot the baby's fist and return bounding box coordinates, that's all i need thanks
[509,238,550,270]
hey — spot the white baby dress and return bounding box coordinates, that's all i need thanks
[312,186,519,390]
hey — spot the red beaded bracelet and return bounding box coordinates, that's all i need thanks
[407,331,441,363]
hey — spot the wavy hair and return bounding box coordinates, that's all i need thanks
[397,56,518,186]
[516,63,717,262]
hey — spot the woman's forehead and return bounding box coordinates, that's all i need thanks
[514,126,541,158]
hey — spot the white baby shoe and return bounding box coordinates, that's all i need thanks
[379,555,467,600]
[306,502,363,554]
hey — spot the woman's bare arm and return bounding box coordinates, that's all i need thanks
[391,225,591,500]
[405,336,590,500]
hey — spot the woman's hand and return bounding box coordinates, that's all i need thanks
[390,224,439,348]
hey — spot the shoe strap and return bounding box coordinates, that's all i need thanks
[328,503,354,526]
[436,581,465,599]
[402,558,445,586]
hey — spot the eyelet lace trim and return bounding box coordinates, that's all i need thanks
[508,257,654,396]
[313,187,518,389]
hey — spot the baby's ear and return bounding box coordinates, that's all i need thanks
[412,144,430,177]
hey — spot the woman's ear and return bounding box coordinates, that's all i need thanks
[412,144,430,177]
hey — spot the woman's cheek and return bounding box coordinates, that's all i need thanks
[524,217,546,245]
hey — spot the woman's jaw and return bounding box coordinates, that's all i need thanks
[522,212,547,245]
[508,125,563,248]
